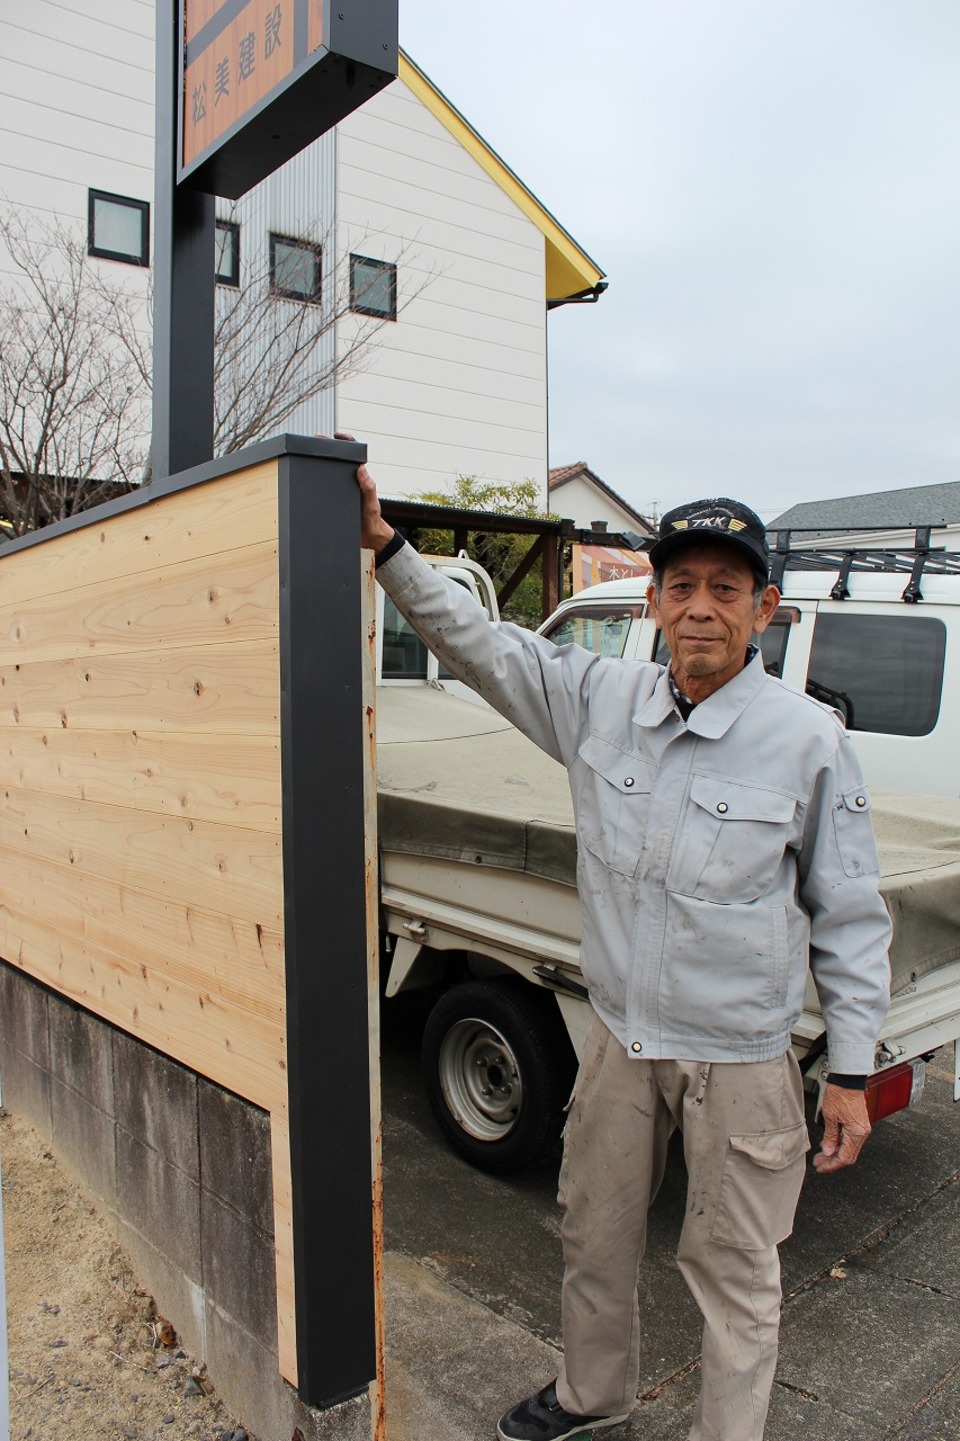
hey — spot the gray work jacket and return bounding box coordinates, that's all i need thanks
[377,543,892,1075]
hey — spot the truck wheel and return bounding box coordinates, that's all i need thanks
[421,978,575,1174]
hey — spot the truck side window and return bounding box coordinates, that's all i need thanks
[382,577,484,681]
[382,596,428,678]
[807,613,946,736]
[543,605,644,658]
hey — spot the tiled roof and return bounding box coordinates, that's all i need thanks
[548,463,655,533]
[770,480,960,532]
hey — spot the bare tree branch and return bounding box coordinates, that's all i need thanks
[0,210,150,539]
[0,206,435,541]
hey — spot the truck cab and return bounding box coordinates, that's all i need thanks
[539,540,960,799]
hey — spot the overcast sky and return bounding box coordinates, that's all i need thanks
[400,0,960,521]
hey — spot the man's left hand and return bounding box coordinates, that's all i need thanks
[813,1083,872,1174]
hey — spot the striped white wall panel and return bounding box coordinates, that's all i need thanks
[0,101,153,183]
[1,58,153,137]
[334,340,544,407]
[360,317,544,380]
[336,75,548,498]
[1,12,152,100]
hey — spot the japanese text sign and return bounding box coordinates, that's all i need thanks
[180,0,397,197]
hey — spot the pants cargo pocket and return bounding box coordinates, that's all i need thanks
[711,1121,810,1249]
[557,1015,610,1208]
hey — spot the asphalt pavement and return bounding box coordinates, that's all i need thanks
[381,993,960,1441]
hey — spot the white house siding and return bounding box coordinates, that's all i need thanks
[551,478,641,533]
[0,0,153,285]
[216,133,338,442]
[335,79,548,500]
[1,5,551,496]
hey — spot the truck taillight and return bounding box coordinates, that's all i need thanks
[865,1059,925,1123]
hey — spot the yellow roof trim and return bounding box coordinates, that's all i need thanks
[398,52,605,303]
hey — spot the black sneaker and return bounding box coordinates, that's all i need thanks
[496,1381,630,1441]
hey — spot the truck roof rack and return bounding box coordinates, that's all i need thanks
[766,526,960,603]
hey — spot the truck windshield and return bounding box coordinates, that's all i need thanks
[543,605,645,658]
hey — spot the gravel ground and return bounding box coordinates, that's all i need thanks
[1,1107,254,1441]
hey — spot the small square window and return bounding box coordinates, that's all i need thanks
[215,219,240,287]
[88,189,150,266]
[269,233,322,302]
[350,255,397,320]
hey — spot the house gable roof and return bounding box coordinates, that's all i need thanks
[549,462,654,533]
[399,53,605,304]
[770,480,960,532]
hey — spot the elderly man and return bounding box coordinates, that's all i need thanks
[357,462,891,1441]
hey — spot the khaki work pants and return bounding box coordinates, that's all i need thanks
[555,1016,809,1441]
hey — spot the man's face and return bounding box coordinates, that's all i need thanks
[646,543,780,701]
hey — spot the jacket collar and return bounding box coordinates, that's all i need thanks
[634,648,767,739]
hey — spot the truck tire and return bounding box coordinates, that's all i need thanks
[421,978,576,1174]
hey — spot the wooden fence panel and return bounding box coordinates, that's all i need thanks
[0,442,377,1408]
[0,461,294,1369]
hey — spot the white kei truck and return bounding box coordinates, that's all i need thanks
[373,533,960,1172]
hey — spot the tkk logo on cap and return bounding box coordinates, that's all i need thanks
[649,498,770,580]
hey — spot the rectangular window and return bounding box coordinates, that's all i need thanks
[350,254,397,319]
[88,189,150,266]
[807,611,945,735]
[545,604,645,659]
[269,233,322,302]
[215,219,240,286]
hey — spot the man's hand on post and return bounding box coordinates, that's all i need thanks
[330,431,396,554]
[813,1083,872,1174]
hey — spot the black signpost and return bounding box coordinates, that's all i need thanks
[152,0,398,480]
[153,1,216,480]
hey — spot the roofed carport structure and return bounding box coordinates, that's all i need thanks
[380,497,648,620]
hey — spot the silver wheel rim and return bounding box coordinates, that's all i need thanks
[437,1017,524,1142]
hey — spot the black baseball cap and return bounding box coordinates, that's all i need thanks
[649,497,770,581]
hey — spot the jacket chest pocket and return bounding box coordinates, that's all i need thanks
[668,774,797,902]
[575,734,655,878]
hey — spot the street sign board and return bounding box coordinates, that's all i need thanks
[180,0,397,197]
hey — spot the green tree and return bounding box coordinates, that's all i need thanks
[409,475,548,628]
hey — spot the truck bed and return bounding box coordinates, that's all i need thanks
[376,685,960,1005]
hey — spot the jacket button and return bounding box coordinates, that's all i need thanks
[631,1042,643,1054]
[717,802,729,814]
[855,795,866,808]
[624,776,635,788]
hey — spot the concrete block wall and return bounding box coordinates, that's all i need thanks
[0,960,370,1441]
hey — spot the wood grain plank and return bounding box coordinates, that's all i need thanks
[0,541,280,665]
[4,727,282,830]
[270,1110,298,1386]
[0,786,282,927]
[0,640,281,734]
[0,465,279,607]
[0,848,285,1016]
